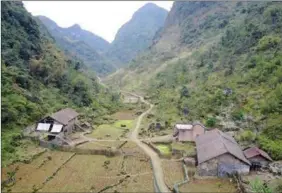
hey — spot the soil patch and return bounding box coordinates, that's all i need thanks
[112,110,137,120]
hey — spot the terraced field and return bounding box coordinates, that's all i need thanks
[2,147,154,192]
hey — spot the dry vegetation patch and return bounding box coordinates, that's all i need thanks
[112,110,137,120]
[179,178,237,193]
[2,151,74,192]
[40,154,123,192]
[162,160,184,190]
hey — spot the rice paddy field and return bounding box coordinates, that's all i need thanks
[1,148,154,192]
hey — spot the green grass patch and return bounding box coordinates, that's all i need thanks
[172,142,196,156]
[87,120,134,139]
[155,144,172,155]
[113,120,134,129]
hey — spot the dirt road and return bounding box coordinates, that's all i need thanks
[128,93,170,193]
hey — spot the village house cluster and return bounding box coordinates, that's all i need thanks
[33,108,273,177]
[173,123,273,177]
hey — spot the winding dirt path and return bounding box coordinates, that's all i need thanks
[127,92,170,193]
[97,79,170,192]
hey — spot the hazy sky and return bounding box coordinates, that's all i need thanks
[23,1,173,43]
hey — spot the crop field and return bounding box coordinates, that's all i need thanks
[172,142,196,156]
[179,178,237,193]
[39,154,153,192]
[2,145,153,193]
[39,154,124,192]
[112,110,137,120]
[2,151,74,192]
[76,141,125,150]
[86,120,135,139]
[120,141,147,157]
[155,143,172,155]
[162,160,184,190]
[105,173,154,192]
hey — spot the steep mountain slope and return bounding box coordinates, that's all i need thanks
[106,3,168,67]
[38,16,110,53]
[106,2,282,159]
[1,1,121,164]
[37,16,115,75]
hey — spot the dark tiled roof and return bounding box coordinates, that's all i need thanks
[244,147,273,161]
[196,129,251,165]
[50,108,79,125]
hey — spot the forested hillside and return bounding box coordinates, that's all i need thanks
[105,3,168,67]
[1,1,122,163]
[105,2,282,159]
[38,16,116,75]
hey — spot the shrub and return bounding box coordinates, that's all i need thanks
[237,130,256,142]
[258,135,282,160]
[257,35,281,51]
[206,117,216,127]
[250,177,273,193]
[231,109,244,121]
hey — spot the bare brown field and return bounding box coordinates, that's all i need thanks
[162,160,184,190]
[120,141,147,157]
[105,173,154,192]
[76,141,124,150]
[2,151,74,192]
[112,110,137,120]
[123,155,151,174]
[179,178,237,193]
[40,154,124,192]
[2,147,154,193]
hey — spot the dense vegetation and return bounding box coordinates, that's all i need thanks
[38,16,115,76]
[106,2,282,160]
[105,3,168,66]
[1,1,122,164]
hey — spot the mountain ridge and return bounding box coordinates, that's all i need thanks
[37,15,116,75]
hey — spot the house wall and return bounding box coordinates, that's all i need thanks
[192,125,205,140]
[178,130,193,141]
[198,153,250,176]
[249,155,270,167]
[63,118,77,135]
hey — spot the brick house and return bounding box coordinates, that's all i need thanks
[173,123,206,142]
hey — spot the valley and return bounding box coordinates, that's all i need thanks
[2,1,282,193]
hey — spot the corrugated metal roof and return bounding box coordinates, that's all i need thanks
[196,129,251,165]
[50,124,63,133]
[50,108,79,125]
[175,124,193,130]
[244,147,273,161]
[36,123,51,131]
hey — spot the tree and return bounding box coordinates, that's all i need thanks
[180,86,189,98]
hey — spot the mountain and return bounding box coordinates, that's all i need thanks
[105,2,282,160]
[1,1,121,164]
[105,3,168,67]
[37,16,115,75]
[38,16,110,53]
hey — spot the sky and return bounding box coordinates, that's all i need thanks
[23,1,173,43]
